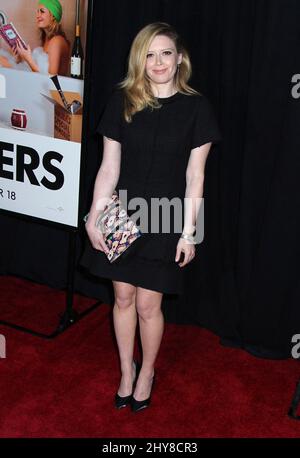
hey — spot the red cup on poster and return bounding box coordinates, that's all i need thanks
[11,109,27,130]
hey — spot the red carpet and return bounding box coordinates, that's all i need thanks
[0,276,300,438]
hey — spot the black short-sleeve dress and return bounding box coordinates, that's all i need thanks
[80,90,221,295]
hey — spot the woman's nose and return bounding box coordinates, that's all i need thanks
[155,54,162,65]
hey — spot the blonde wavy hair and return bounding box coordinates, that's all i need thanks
[40,14,69,45]
[119,22,198,122]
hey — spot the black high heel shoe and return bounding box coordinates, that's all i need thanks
[114,360,141,409]
[131,372,155,412]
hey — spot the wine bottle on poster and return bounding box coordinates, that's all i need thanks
[71,23,84,79]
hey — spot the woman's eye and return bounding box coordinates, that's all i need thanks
[163,51,172,55]
[146,53,154,58]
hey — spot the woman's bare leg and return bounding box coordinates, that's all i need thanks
[134,287,164,401]
[112,280,137,396]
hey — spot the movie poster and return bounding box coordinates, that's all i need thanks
[0,0,89,227]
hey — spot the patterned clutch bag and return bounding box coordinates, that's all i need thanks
[84,191,142,263]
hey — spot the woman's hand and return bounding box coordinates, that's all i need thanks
[12,45,22,64]
[175,237,195,267]
[85,221,109,254]
[14,40,32,63]
[14,40,39,72]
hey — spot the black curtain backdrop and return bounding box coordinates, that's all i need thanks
[0,0,299,359]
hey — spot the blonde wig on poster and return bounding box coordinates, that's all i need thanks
[119,22,198,122]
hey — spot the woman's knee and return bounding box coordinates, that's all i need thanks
[113,282,136,310]
[136,289,163,320]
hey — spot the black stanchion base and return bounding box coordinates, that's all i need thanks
[56,307,80,333]
[0,300,102,339]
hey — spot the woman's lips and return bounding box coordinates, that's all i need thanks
[153,69,167,74]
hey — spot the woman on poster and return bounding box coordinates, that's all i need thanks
[0,0,69,76]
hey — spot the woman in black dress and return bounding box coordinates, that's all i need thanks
[81,22,221,412]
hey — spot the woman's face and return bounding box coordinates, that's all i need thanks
[36,6,52,29]
[145,35,182,89]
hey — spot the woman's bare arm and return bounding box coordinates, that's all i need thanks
[14,42,39,72]
[87,136,121,225]
[183,142,212,234]
[175,142,212,267]
[85,136,121,252]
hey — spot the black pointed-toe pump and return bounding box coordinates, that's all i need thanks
[131,373,155,412]
[115,360,141,409]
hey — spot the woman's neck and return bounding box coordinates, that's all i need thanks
[151,82,177,98]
